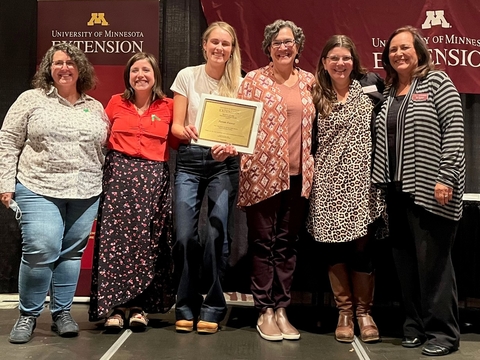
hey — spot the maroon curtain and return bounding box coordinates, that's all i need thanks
[201,0,480,94]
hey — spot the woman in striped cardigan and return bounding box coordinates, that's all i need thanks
[372,26,465,357]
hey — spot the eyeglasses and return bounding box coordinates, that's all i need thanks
[325,55,353,63]
[271,39,296,49]
[52,60,76,69]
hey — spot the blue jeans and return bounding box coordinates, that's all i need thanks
[15,182,99,317]
[173,144,238,323]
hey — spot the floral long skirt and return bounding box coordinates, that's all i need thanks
[89,151,175,321]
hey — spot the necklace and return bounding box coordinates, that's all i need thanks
[134,102,150,114]
[205,70,219,94]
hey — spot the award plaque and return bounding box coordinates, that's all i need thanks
[194,93,263,154]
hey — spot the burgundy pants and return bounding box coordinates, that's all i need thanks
[245,175,306,311]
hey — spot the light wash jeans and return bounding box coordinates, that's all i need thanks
[15,182,99,317]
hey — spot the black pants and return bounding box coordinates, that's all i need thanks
[387,188,460,349]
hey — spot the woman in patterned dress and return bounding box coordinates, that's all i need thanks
[307,35,386,343]
[89,52,179,331]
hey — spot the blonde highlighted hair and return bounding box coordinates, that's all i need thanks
[202,21,242,98]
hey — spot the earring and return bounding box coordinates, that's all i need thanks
[295,58,299,64]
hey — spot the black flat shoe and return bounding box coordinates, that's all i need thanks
[421,344,452,356]
[401,337,423,348]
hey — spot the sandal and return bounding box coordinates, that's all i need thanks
[104,309,125,332]
[129,308,148,331]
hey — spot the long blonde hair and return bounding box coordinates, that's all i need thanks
[202,21,242,98]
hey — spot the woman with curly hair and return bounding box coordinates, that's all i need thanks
[0,43,108,344]
[237,19,315,341]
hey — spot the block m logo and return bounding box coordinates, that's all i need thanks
[421,10,451,29]
[87,13,109,26]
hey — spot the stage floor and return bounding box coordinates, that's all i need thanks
[1,301,480,360]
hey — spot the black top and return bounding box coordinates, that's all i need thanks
[386,95,405,181]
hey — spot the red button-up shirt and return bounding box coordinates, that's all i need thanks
[106,94,179,161]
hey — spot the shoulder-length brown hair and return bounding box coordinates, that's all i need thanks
[32,42,96,93]
[122,52,165,102]
[311,35,367,118]
[382,26,435,87]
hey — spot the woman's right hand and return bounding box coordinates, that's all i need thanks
[1,192,13,208]
[183,124,199,142]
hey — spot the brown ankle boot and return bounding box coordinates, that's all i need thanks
[275,308,300,340]
[256,308,282,341]
[352,271,380,342]
[336,313,354,342]
[328,264,354,343]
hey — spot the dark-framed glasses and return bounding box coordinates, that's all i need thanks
[325,55,353,63]
[271,39,296,49]
[52,60,76,69]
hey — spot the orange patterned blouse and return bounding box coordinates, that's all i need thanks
[237,64,316,207]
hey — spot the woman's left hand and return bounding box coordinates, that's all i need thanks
[434,183,453,206]
[211,144,238,162]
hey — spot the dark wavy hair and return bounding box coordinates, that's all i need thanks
[312,35,367,117]
[32,42,96,93]
[122,52,165,102]
[262,19,306,61]
[382,26,435,87]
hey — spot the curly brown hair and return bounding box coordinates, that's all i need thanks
[261,20,306,61]
[122,52,165,102]
[32,42,97,93]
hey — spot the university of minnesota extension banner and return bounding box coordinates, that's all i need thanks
[37,0,160,106]
[201,0,480,94]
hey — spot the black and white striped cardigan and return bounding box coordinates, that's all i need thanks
[372,71,465,221]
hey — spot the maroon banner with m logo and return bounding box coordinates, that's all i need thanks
[38,0,160,106]
[201,0,480,94]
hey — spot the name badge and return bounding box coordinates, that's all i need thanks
[412,93,428,101]
[362,85,378,94]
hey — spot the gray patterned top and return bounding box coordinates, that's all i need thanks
[0,87,109,198]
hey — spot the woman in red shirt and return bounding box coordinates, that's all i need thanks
[89,52,178,331]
